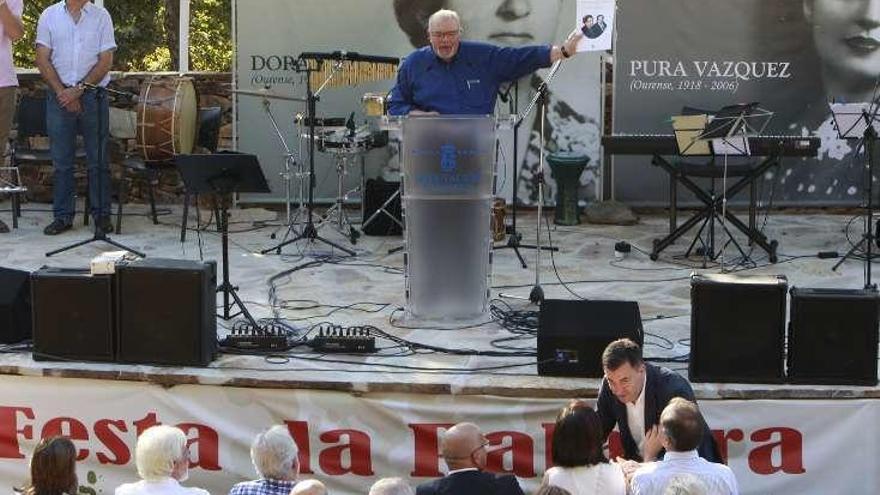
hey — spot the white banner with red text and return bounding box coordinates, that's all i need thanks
[0,375,876,495]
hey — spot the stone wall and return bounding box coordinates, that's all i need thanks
[15,71,233,205]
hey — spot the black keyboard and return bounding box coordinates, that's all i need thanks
[602,134,820,157]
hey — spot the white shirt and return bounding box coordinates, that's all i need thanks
[630,450,739,495]
[35,1,116,87]
[545,463,626,495]
[0,0,22,87]
[625,371,647,455]
[115,478,210,495]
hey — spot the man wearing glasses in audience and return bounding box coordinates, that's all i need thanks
[415,422,524,495]
[388,9,581,116]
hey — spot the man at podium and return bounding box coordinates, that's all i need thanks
[388,9,581,116]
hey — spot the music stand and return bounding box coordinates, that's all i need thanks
[177,152,269,323]
[831,102,880,289]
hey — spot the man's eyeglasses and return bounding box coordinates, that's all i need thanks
[429,30,461,40]
[469,439,490,458]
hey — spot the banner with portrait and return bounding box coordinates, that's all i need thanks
[611,0,869,205]
[233,0,603,206]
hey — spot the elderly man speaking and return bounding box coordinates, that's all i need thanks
[229,425,300,495]
[388,9,581,116]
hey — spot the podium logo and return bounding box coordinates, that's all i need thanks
[440,144,457,173]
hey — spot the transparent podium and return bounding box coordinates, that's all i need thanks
[400,115,496,324]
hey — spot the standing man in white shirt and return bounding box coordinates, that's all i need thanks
[630,398,738,495]
[0,0,22,234]
[35,0,116,235]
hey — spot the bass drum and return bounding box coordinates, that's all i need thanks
[137,76,198,162]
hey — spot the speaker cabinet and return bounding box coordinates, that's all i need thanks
[31,268,115,362]
[788,288,879,385]
[116,258,217,366]
[538,299,643,377]
[690,274,787,383]
[362,179,402,236]
[0,267,32,344]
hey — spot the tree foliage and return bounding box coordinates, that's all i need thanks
[14,0,231,72]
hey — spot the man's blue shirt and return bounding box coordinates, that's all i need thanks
[388,41,551,115]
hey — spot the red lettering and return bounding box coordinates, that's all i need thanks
[285,421,313,475]
[0,406,34,459]
[409,423,452,477]
[318,429,373,476]
[541,422,554,470]
[715,428,744,465]
[607,431,623,460]
[41,418,89,461]
[132,412,160,436]
[94,419,130,465]
[748,427,805,475]
[177,423,221,471]
[485,431,535,477]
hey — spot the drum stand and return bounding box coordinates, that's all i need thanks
[315,151,361,244]
[260,59,355,256]
[48,85,145,258]
[258,98,307,248]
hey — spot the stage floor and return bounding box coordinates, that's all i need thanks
[1,200,877,399]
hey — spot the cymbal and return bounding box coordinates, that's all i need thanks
[232,89,307,103]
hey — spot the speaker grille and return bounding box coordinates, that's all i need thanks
[689,274,787,383]
[788,288,879,385]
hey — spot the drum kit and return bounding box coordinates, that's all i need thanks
[235,75,394,253]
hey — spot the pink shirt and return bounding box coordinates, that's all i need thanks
[0,0,23,88]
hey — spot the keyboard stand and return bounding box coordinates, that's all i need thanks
[649,152,780,263]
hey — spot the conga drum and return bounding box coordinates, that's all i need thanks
[137,76,198,162]
[547,152,589,226]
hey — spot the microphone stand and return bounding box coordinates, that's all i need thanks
[517,60,563,303]
[47,83,145,258]
[494,71,559,269]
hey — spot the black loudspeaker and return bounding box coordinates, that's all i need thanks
[362,179,402,236]
[31,268,115,362]
[690,274,787,383]
[0,267,32,343]
[116,258,217,366]
[788,288,879,385]
[538,299,643,377]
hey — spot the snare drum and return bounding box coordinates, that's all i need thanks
[362,92,388,117]
[137,76,198,162]
[316,128,374,154]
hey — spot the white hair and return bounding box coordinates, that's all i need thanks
[251,425,299,480]
[369,478,415,495]
[662,473,709,495]
[427,9,460,31]
[290,479,326,495]
[135,425,188,482]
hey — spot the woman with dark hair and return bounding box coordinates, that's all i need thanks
[19,436,79,495]
[543,401,626,494]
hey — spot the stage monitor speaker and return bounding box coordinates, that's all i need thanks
[690,273,787,383]
[362,179,402,236]
[538,299,643,377]
[0,267,32,343]
[31,268,115,362]
[788,288,879,385]
[116,258,217,366]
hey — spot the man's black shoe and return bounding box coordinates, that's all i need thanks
[0,219,8,233]
[98,216,114,234]
[43,218,73,235]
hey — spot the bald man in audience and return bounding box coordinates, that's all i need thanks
[630,398,738,495]
[289,480,325,495]
[416,422,524,495]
